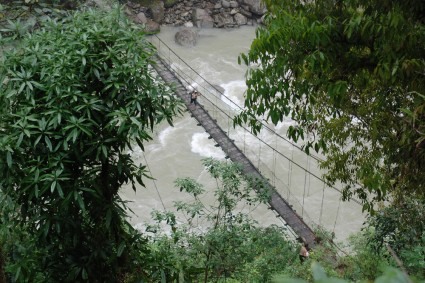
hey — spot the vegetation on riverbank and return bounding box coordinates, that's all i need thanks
[0,1,424,282]
[0,4,183,281]
[236,0,425,280]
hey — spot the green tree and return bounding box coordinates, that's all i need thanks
[0,0,73,42]
[235,0,425,212]
[145,158,296,282]
[367,197,425,279]
[338,229,393,282]
[0,7,182,282]
[274,262,417,283]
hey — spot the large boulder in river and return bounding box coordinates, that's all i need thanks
[192,8,214,28]
[174,28,198,46]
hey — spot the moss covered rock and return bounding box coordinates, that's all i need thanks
[164,0,178,8]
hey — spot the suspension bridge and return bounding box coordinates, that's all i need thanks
[147,35,365,248]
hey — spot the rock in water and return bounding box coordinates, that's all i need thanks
[174,28,198,47]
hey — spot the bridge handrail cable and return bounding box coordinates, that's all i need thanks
[150,34,362,207]
[150,35,323,159]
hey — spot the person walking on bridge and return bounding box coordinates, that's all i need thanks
[190,89,201,106]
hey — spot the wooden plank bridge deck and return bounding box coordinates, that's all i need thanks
[151,55,316,247]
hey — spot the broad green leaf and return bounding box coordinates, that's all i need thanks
[51,180,56,193]
[57,182,64,198]
[117,242,126,257]
[75,191,85,212]
[101,145,107,158]
[6,151,12,167]
[0,7,182,282]
[45,136,52,151]
[93,68,100,80]
[18,82,25,94]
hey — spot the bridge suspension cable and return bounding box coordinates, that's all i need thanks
[149,34,363,242]
[142,152,167,212]
[151,36,321,157]
[150,34,362,206]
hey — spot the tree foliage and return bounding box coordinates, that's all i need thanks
[274,262,416,283]
[0,0,75,42]
[366,197,425,279]
[235,0,425,212]
[143,158,295,282]
[142,175,421,283]
[0,7,182,282]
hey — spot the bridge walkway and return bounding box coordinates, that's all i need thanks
[151,55,316,247]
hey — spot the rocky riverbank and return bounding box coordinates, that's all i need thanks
[124,0,266,33]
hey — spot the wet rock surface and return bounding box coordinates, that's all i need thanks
[124,0,265,30]
[174,28,199,46]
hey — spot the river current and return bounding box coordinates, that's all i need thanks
[120,25,365,243]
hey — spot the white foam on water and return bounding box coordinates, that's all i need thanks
[127,145,143,159]
[192,57,218,79]
[123,26,365,243]
[191,132,226,159]
[157,117,193,146]
[158,125,176,146]
[218,57,244,72]
[275,118,296,131]
[220,80,246,110]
